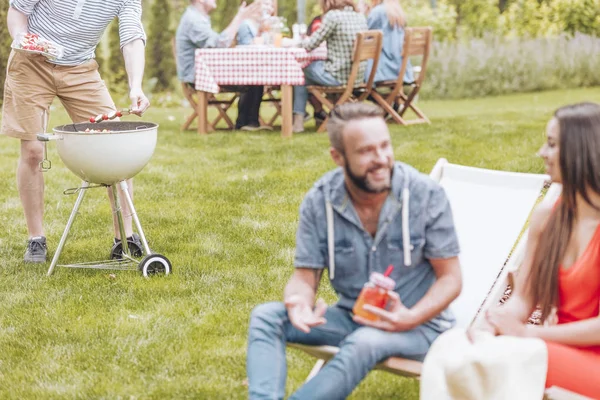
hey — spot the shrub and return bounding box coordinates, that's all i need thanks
[422,33,600,99]
[106,19,129,97]
[0,0,12,107]
[553,0,600,36]
[405,0,458,42]
[147,0,176,92]
[499,0,561,38]
[454,0,500,38]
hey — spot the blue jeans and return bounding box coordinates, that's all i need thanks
[247,302,436,400]
[293,61,341,116]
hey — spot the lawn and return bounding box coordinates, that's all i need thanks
[0,87,599,399]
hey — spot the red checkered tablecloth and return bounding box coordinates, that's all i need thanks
[194,46,327,93]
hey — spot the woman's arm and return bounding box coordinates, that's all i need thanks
[527,318,600,346]
[303,12,335,52]
[472,203,552,338]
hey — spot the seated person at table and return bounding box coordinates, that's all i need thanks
[305,14,328,125]
[236,0,274,45]
[175,0,264,131]
[292,0,367,133]
[307,14,322,34]
[364,0,414,84]
[246,103,462,399]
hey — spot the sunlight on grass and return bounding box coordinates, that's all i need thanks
[0,87,599,399]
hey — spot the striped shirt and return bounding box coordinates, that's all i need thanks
[10,0,146,66]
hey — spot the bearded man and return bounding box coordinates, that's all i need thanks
[246,102,463,400]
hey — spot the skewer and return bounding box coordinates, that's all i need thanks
[89,108,131,123]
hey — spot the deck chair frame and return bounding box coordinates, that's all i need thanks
[308,31,383,133]
[288,159,584,400]
[370,27,432,126]
[172,38,239,132]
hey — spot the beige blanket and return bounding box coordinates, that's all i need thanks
[420,328,548,400]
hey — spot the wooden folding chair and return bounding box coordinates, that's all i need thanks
[288,160,587,399]
[171,38,239,132]
[259,86,282,128]
[370,26,432,125]
[308,30,383,133]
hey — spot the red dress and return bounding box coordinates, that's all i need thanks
[544,225,600,398]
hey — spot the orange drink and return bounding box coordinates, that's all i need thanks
[352,267,395,321]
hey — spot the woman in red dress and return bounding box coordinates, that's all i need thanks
[474,102,600,398]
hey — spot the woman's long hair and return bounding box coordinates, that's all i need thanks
[320,0,356,13]
[526,102,600,322]
[371,0,406,27]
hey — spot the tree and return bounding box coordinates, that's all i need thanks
[147,0,176,92]
[106,18,129,96]
[0,0,14,106]
[449,0,500,37]
[554,0,600,36]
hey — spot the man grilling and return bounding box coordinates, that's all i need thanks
[2,0,150,263]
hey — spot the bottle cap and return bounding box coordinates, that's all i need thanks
[369,272,395,290]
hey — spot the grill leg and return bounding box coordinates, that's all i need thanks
[47,181,89,276]
[112,183,131,258]
[119,180,151,255]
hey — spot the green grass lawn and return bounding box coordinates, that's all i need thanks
[1,87,599,399]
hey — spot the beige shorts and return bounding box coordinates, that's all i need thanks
[1,50,116,141]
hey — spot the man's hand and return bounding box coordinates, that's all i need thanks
[129,87,150,116]
[353,291,418,332]
[285,295,327,334]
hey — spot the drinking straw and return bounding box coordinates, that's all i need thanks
[383,264,394,277]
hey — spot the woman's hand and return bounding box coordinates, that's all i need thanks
[486,308,530,337]
[466,317,498,343]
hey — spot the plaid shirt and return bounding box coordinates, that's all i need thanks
[302,6,367,86]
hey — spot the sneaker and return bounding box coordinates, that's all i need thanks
[241,124,274,131]
[110,233,144,259]
[24,236,47,263]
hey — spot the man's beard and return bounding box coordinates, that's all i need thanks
[344,160,392,194]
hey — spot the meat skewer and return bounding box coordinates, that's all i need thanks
[89,108,132,123]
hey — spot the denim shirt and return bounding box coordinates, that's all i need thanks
[364,4,414,84]
[294,162,460,333]
[236,19,259,45]
[175,6,231,83]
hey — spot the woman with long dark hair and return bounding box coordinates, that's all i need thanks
[473,102,600,397]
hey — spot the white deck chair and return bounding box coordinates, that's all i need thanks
[288,159,585,399]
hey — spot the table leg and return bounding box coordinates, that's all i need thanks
[197,91,209,135]
[281,85,293,138]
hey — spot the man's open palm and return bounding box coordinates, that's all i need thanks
[286,297,327,333]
